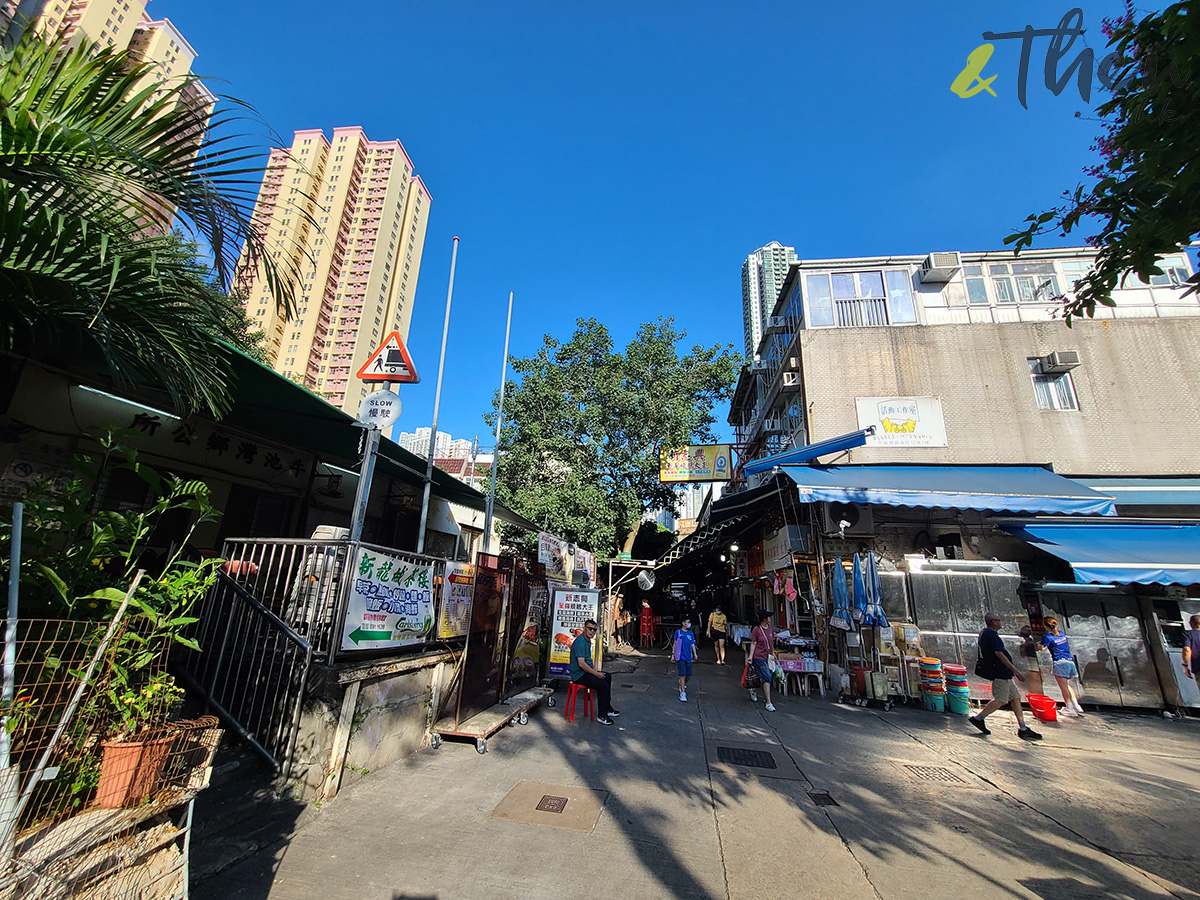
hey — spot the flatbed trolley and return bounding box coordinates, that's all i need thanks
[430,685,555,754]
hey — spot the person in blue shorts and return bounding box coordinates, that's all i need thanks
[1038,616,1084,717]
[673,618,698,702]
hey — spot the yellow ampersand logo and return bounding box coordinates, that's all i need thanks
[950,43,998,98]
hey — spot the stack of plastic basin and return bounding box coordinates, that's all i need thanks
[944,663,971,715]
[919,658,945,711]
[1027,693,1059,722]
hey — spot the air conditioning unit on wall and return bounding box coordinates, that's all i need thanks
[918,251,962,284]
[1041,350,1080,373]
[822,501,874,536]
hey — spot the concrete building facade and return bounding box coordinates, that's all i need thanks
[731,245,1200,480]
[238,127,431,413]
[741,241,796,358]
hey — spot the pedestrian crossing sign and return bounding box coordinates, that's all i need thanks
[356,332,420,384]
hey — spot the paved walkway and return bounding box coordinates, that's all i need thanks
[196,645,1200,900]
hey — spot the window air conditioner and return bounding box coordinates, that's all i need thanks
[822,502,874,536]
[1041,350,1080,373]
[751,358,769,372]
[918,252,963,284]
[781,371,802,389]
[762,417,785,434]
[765,316,788,334]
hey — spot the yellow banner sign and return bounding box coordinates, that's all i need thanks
[659,444,733,483]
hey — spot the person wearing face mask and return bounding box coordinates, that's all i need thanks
[673,618,698,701]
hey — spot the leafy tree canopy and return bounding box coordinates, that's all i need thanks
[1007,2,1199,323]
[490,317,740,558]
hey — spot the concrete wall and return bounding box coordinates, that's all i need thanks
[799,316,1200,475]
[287,651,455,801]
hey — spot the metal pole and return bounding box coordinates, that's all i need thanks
[349,427,381,543]
[417,236,459,554]
[482,291,514,552]
[3,502,20,762]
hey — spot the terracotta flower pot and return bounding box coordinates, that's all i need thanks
[94,735,174,808]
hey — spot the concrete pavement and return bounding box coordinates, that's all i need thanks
[196,644,1200,900]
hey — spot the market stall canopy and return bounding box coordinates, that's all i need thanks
[742,428,875,476]
[997,520,1200,585]
[1069,477,1200,508]
[782,465,1117,516]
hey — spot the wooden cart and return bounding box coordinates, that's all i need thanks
[430,685,555,754]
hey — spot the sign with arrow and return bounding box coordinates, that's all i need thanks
[341,546,435,651]
[356,331,420,383]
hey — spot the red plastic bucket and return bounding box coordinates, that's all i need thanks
[1027,693,1058,722]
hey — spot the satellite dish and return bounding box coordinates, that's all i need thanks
[636,569,657,591]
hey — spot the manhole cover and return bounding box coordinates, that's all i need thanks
[536,795,568,813]
[716,746,778,769]
[904,765,967,784]
[808,791,839,807]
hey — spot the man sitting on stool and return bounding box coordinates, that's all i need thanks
[571,619,620,725]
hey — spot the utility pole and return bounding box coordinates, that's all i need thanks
[483,291,514,551]
[417,236,459,554]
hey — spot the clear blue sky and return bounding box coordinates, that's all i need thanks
[167,0,1138,446]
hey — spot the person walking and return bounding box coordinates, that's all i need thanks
[570,619,620,725]
[1182,615,1200,682]
[747,610,777,712]
[707,605,728,665]
[968,612,1042,741]
[673,617,698,701]
[1038,616,1084,717]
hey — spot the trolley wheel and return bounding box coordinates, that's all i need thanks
[476,737,488,754]
[857,698,867,707]
[508,717,516,727]
[430,734,442,750]
[884,701,894,711]
[518,711,529,725]
[546,695,556,708]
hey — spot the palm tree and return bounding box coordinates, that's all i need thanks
[0,28,297,415]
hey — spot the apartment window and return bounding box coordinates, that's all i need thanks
[1012,262,1060,303]
[962,265,990,304]
[884,270,917,323]
[1150,255,1189,286]
[805,274,835,327]
[1028,358,1079,411]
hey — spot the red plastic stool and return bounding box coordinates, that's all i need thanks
[565,683,595,722]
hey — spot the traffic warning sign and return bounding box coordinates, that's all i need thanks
[356,332,420,383]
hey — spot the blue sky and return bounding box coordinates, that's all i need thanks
[167,0,1137,445]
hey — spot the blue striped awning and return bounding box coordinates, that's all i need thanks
[783,465,1117,516]
[999,521,1200,585]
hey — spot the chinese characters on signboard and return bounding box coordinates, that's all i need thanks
[437,561,476,639]
[341,547,435,650]
[548,589,599,678]
[659,444,733,483]
[855,397,948,448]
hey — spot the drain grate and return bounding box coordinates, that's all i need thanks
[536,795,568,813]
[808,791,839,807]
[904,765,967,785]
[716,746,778,769]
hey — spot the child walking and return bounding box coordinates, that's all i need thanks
[673,618,698,701]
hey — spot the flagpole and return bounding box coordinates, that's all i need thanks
[417,236,459,554]
[483,291,514,552]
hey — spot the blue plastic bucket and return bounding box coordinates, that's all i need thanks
[947,693,971,715]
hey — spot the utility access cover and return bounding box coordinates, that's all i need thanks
[904,765,968,785]
[535,795,568,814]
[716,746,777,769]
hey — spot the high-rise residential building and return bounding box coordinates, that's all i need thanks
[741,241,797,358]
[239,127,431,413]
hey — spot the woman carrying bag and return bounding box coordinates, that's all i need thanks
[745,610,777,711]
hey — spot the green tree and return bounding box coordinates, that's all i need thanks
[1007,2,1199,322]
[489,317,739,558]
[0,28,296,413]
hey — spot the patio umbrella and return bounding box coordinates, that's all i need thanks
[829,556,851,630]
[867,553,890,628]
[851,553,868,623]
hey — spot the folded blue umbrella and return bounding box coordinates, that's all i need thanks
[868,553,890,628]
[829,556,851,630]
[852,553,868,623]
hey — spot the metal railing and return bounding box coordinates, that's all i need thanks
[179,572,312,777]
[218,538,353,661]
[835,296,889,328]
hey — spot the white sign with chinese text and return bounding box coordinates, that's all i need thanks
[436,561,475,639]
[548,589,599,678]
[357,390,402,431]
[855,396,947,448]
[341,547,434,650]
